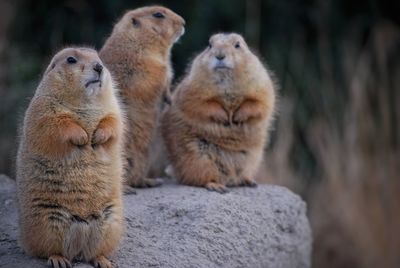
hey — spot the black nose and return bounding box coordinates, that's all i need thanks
[216,54,225,61]
[93,63,103,75]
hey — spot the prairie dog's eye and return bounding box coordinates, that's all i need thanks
[153,12,165,18]
[208,42,212,49]
[66,56,77,64]
[235,42,241,49]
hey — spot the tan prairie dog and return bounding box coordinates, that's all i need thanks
[16,47,124,268]
[161,33,276,193]
[99,6,185,190]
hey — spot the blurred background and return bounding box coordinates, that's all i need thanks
[0,0,399,267]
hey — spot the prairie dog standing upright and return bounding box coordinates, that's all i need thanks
[161,33,276,193]
[100,6,185,190]
[16,47,124,268]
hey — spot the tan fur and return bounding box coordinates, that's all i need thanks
[16,47,124,268]
[99,6,185,189]
[161,33,276,193]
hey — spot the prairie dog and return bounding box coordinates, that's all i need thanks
[161,33,276,193]
[16,47,124,268]
[99,6,185,190]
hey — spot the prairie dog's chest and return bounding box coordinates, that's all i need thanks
[219,92,245,111]
[71,108,104,136]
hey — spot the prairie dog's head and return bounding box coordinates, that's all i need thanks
[114,6,185,48]
[41,47,113,103]
[192,33,252,74]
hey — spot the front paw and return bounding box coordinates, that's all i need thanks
[92,128,113,146]
[232,112,249,125]
[210,115,230,126]
[70,128,89,146]
[232,100,263,124]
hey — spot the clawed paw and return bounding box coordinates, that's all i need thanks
[143,177,164,187]
[123,185,137,195]
[242,178,258,187]
[91,255,113,268]
[129,177,164,188]
[70,129,89,147]
[205,182,229,194]
[47,255,72,268]
[92,128,112,146]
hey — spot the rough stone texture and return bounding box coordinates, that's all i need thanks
[0,174,311,268]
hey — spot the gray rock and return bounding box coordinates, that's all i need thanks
[0,175,15,193]
[0,175,311,268]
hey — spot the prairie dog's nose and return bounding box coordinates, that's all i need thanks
[216,54,225,61]
[93,62,103,75]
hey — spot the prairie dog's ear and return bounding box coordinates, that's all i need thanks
[131,17,140,28]
[44,61,56,75]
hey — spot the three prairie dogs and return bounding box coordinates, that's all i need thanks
[16,5,276,268]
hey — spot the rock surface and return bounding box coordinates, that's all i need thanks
[0,174,311,268]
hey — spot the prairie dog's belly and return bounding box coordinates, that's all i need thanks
[194,133,248,168]
[182,114,265,183]
[197,137,262,185]
[22,149,117,217]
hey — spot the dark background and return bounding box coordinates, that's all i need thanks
[0,0,399,267]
